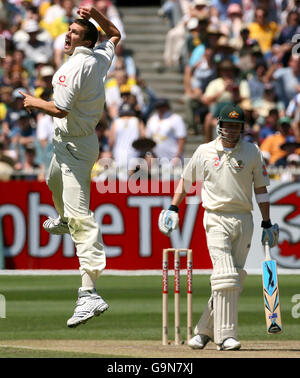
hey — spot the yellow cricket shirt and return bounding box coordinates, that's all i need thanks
[248,22,278,53]
[182,137,269,213]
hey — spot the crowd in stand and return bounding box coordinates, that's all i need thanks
[160,0,300,181]
[0,0,300,183]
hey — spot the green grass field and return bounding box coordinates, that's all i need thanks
[0,274,299,357]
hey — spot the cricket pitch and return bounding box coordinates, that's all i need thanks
[0,340,299,358]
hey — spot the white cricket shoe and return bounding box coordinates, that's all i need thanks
[67,288,109,328]
[43,216,70,235]
[217,338,241,351]
[188,334,211,350]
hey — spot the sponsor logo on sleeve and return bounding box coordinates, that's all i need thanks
[262,164,268,176]
[57,75,67,87]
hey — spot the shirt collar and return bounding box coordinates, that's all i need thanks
[72,46,94,57]
[215,136,242,153]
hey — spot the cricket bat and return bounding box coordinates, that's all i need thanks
[262,242,282,334]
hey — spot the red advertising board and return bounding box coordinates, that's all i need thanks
[0,181,211,270]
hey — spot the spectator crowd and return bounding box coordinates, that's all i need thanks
[0,0,300,183]
[160,0,300,181]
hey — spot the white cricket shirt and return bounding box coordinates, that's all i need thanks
[52,40,115,137]
[182,137,270,213]
[145,111,187,160]
[112,116,140,166]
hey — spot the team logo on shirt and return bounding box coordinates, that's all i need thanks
[230,158,244,171]
[228,110,239,119]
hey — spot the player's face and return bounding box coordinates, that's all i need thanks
[219,122,242,146]
[64,23,88,55]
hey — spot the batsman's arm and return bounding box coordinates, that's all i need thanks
[158,152,197,236]
[255,186,279,247]
[158,178,189,236]
[171,177,189,208]
[254,186,270,221]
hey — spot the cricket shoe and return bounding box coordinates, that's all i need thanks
[188,334,211,350]
[43,216,70,235]
[217,338,241,351]
[67,288,109,328]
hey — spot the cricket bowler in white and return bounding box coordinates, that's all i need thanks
[19,6,121,327]
[159,104,279,350]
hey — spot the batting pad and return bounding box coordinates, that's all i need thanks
[213,287,239,345]
[210,254,240,291]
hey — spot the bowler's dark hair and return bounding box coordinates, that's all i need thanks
[74,19,99,48]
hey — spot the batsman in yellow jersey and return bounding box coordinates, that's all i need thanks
[159,103,279,351]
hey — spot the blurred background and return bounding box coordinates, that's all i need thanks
[1,0,300,271]
[1,0,300,183]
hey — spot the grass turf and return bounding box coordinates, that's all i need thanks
[0,346,127,358]
[0,274,299,342]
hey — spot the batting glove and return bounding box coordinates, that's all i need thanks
[261,220,279,248]
[158,206,179,236]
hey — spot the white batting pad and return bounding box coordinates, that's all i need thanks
[213,287,239,345]
[210,254,240,291]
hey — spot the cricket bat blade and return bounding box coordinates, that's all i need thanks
[262,243,282,334]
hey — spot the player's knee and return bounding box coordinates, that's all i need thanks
[210,254,241,291]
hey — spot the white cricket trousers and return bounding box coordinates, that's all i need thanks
[195,210,254,344]
[47,132,106,280]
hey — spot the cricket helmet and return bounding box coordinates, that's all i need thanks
[217,103,245,143]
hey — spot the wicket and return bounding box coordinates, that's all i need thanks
[162,248,193,346]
